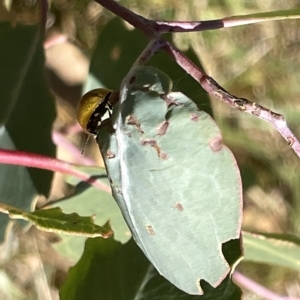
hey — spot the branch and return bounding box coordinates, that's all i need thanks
[94,0,300,158]
[233,271,300,300]
[52,130,96,166]
[199,76,300,155]
[152,8,300,33]
[0,148,111,193]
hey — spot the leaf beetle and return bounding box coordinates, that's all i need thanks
[77,88,113,135]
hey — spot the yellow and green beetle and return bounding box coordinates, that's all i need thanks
[77,88,113,135]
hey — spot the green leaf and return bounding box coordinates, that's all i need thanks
[60,237,241,300]
[0,203,112,238]
[0,130,36,242]
[0,22,56,241]
[54,167,130,262]
[97,66,243,295]
[243,230,300,271]
[0,22,55,194]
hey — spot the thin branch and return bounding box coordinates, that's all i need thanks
[152,8,300,33]
[0,148,111,193]
[52,131,96,166]
[95,0,159,38]
[199,76,300,155]
[152,20,224,32]
[133,38,166,67]
[233,271,300,300]
[96,0,300,158]
[164,40,300,157]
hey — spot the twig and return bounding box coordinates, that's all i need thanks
[153,20,223,32]
[134,38,166,67]
[52,131,96,166]
[95,0,300,158]
[199,77,300,154]
[152,8,300,33]
[0,148,111,193]
[233,271,300,300]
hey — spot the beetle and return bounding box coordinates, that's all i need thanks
[77,88,113,135]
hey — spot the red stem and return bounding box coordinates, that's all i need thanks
[0,148,111,193]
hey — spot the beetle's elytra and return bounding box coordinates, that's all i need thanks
[77,88,113,135]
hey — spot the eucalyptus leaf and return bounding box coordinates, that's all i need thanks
[0,22,55,242]
[97,66,243,295]
[0,204,112,238]
[54,167,130,262]
[243,230,300,271]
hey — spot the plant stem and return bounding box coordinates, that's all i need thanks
[95,0,300,158]
[233,271,300,300]
[0,148,111,193]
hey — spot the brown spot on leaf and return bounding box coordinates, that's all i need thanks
[159,152,168,159]
[141,139,167,159]
[157,121,169,135]
[106,150,115,159]
[161,94,179,107]
[190,113,199,122]
[142,139,155,147]
[209,136,223,152]
[126,115,144,134]
[175,203,184,211]
[146,225,155,235]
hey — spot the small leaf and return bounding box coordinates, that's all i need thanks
[0,22,55,195]
[54,167,130,262]
[243,230,300,271]
[0,203,112,238]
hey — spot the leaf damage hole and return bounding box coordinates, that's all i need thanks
[175,203,184,211]
[209,136,223,152]
[157,121,169,135]
[141,139,167,159]
[126,115,144,134]
[146,225,155,235]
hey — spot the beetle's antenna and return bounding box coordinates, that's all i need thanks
[81,135,91,156]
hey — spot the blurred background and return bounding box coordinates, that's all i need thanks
[1,0,300,299]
